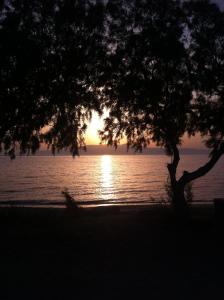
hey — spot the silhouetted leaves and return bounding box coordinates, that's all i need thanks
[101,0,192,155]
[99,0,224,213]
[0,0,223,214]
[0,0,105,157]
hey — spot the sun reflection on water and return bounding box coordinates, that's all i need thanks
[99,155,115,201]
[101,155,112,189]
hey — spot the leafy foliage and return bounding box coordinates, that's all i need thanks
[184,0,224,153]
[0,0,223,212]
[0,0,105,157]
[100,0,193,155]
[99,0,224,210]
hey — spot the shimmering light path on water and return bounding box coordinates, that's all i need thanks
[0,155,223,206]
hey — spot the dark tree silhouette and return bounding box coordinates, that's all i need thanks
[100,0,224,217]
[0,0,105,158]
[1,0,223,217]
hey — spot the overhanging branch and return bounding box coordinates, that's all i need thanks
[179,145,224,185]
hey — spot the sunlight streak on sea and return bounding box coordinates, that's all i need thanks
[0,155,223,207]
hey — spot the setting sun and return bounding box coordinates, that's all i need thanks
[85,110,204,148]
[85,109,109,145]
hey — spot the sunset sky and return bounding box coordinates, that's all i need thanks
[85,110,109,145]
[85,110,205,149]
[213,0,224,9]
[84,0,223,149]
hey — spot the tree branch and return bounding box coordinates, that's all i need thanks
[179,145,224,185]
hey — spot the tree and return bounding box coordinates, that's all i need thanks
[100,0,224,217]
[1,0,223,218]
[0,0,105,158]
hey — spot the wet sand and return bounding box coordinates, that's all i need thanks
[1,205,224,299]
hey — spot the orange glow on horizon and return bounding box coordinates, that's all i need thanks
[85,110,109,145]
[85,110,204,148]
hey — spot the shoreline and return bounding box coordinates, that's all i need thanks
[0,201,215,220]
[0,199,216,221]
[0,198,215,208]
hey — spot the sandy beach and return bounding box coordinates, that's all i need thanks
[1,204,224,299]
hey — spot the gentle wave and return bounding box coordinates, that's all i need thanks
[0,155,223,206]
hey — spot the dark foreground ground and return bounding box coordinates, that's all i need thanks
[1,205,224,300]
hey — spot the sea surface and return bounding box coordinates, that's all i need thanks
[0,155,223,207]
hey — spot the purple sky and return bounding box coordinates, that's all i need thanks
[212,0,224,9]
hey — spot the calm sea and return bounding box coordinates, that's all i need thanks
[0,155,223,207]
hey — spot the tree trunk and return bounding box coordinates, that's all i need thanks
[172,182,189,221]
[166,143,224,222]
[167,146,190,221]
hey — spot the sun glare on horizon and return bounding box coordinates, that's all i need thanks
[85,109,204,149]
[85,110,109,145]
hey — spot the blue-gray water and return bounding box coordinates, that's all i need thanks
[0,155,223,206]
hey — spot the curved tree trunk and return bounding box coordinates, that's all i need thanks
[167,167,190,220]
[172,182,189,221]
[167,144,189,221]
[167,143,224,221]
